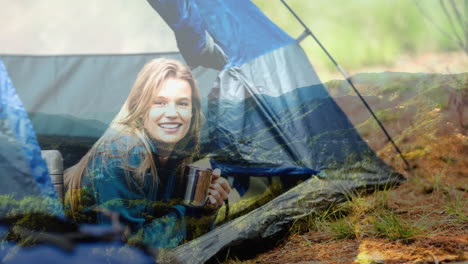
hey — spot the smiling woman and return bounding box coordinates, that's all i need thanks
[64,58,230,249]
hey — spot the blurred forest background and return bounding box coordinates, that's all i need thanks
[254,0,467,80]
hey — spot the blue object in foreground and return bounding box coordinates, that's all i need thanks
[0,58,62,217]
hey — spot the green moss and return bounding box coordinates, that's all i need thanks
[215,181,284,225]
[375,109,401,123]
[404,148,427,160]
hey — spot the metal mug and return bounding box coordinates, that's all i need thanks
[183,164,213,207]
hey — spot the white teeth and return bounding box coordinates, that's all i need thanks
[159,124,181,129]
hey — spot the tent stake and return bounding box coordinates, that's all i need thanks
[280,0,412,171]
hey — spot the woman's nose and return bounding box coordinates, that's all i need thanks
[164,103,178,117]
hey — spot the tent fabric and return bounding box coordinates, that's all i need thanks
[207,43,376,176]
[0,58,60,212]
[152,0,207,59]
[148,0,295,68]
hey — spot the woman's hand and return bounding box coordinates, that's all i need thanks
[207,168,231,208]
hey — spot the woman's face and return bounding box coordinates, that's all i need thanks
[144,78,193,148]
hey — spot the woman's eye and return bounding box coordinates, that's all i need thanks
[178,102,190,107]
[153,101,165,106]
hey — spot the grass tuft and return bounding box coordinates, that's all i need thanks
[290,190,396,240]
[445,191,468,222]
[371,211,423,242]
[322,218,356,240]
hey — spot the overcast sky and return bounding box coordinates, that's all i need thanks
[0,0,178,54]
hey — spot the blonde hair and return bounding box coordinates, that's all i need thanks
[65,58,202,218]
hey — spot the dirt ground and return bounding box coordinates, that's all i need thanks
[224,51,468,264]
[242,181,467,263]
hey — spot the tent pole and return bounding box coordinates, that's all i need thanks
[280,0,412,171]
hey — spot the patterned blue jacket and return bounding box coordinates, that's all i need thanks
[75,135,215,248]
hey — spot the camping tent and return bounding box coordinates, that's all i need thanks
[1,0,404,263]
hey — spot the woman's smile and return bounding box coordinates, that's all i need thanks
[158,122,182,131]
